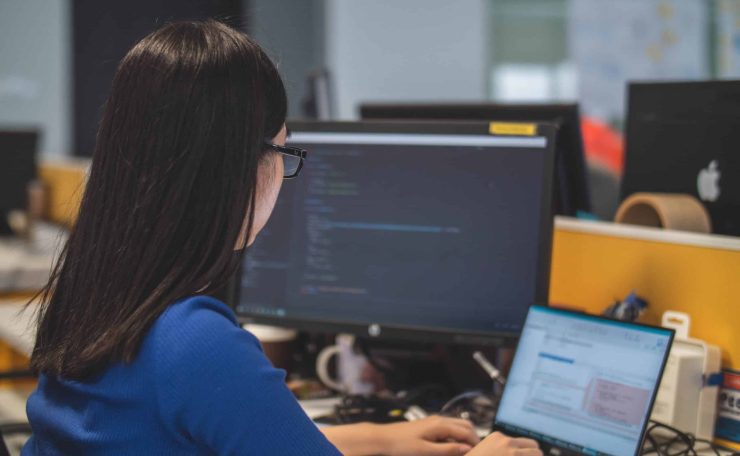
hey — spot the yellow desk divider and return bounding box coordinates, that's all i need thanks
[38,158,90,227]
[0,339,32,389]
[551,216,740,370]
[551,217,740,448]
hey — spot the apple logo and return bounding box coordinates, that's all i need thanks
[697,160,721,202]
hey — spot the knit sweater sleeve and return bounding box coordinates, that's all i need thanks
[153,296,341,455]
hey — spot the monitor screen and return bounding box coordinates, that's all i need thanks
[235,121,555,343]
[360,103,591,218]
[495,306,674,456]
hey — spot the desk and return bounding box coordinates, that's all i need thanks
[300,397,342,422]
[0,300,34,425]
[296,400,732,454]
[0,223,66,293]
[0,300,732,454]
[0,301,34,358]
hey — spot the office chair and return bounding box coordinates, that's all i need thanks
[0,422,32,456]
[0,370,36,456]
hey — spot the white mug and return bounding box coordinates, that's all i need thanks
[316,334,374,395]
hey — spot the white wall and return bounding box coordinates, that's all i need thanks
[0,0,71,156]
[324,0,489,119]
[248,0,325,118]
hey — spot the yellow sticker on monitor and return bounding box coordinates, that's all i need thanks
[489,122,537,136]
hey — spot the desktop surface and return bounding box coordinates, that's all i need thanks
[236,121,556,344]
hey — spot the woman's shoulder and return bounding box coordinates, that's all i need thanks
[147,295,262,371]
[159,295,239,331]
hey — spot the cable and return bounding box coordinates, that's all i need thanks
[324,385,451,425]
[356,338,395,377]
[439,390,498,430]
[471,351,506,387]
[643,420,738,456]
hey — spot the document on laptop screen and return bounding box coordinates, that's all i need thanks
[495,306,672,456]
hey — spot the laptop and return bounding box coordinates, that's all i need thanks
[622,81,740,237]
[493,306,674,456]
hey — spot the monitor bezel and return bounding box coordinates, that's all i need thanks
[234,120,557,346]
[493,304,676,456]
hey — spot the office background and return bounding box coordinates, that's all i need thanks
[2,1,740,452]
[4,0,740,157]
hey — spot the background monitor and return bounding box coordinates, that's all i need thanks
[235,120,556,345]
[360,102,591,218]
[0,130,38,235]
[623,81,740,237]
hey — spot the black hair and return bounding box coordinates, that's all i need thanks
[29,20,287,380]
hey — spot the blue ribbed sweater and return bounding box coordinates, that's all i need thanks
[22,296,341,455]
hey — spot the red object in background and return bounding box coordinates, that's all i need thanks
[726,371,740,390]
[581,117,624,176]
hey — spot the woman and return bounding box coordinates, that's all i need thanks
[23,20,541,456]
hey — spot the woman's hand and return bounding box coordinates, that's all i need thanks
[322,416,479,456]
[379,416,480,456]
[465,431,542,456]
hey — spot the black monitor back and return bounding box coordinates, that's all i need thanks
[623,81,740,237]
[360,102,591,217]
[0,130,39,234]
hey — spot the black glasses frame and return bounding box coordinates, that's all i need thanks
[265,143,307,179]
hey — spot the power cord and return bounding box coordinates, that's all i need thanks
[316,385,450,425]
[439,390,498,430]
[642,420,739,456]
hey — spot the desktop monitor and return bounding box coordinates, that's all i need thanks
[235,121,556,345]
[0,130,38,235]
[623,81,740,237]
[360,102,591,217]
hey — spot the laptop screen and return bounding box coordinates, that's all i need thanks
[495,306,674,456]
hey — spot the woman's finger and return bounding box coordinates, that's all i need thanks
[514,448,543,456]
[422,441,474,456]
[429,418,480,446]
[511,437,540,448]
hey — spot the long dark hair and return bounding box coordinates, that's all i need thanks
[30,20,287,380]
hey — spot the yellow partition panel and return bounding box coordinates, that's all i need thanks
[0,340,32,389]
[38,159,89,227]
[550,217,740,370]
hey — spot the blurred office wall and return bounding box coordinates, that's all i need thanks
[248,0,326,118]
[249,0,488,120]
[325,0,488,119]
[0,0,71,156]
[2,1,739,155]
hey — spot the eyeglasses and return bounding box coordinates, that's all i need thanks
[265,143,307,179]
